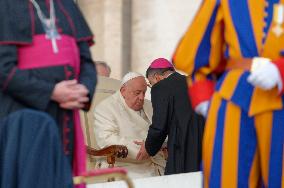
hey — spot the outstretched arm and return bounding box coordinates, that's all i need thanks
[145,85,170,156]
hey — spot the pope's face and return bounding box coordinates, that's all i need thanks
[120,77,147,111]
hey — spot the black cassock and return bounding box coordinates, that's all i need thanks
[0,0,97,163]
[145,72,205,175]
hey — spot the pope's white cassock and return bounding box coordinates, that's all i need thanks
[93,90,166,178]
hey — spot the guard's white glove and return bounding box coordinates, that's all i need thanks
[247,57,283,92]
[195,100,210,118]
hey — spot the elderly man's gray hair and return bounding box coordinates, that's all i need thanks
[96,61,111,73]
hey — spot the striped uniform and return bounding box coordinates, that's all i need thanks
[173,0,284,187]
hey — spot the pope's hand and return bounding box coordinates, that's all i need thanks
[134,141,150,161]
[195,100,210,118]
[247,57,282,91]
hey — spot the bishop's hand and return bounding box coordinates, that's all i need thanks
[51,79,90,109]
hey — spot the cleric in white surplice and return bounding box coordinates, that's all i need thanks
[93,72,166,178]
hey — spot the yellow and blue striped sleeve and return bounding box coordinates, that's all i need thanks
[173,0,224,107]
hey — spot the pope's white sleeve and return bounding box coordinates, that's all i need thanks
[93,105,140,160]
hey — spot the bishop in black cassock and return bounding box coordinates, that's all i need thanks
[0,0,97,180]
[142,58,205,175]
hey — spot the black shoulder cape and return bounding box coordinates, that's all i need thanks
[0,0,93,44]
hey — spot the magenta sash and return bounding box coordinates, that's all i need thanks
[18,34,86,188]
[18,34,80,76]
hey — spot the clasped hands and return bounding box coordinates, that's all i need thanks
[134,141,150,161]
[134,141,168,160]
[51,79,89,110]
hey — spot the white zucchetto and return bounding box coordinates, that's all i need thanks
[121,72,144,87]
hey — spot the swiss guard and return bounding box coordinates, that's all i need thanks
[174,1,284,187]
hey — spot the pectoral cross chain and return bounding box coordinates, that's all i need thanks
[45,19,60,54]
